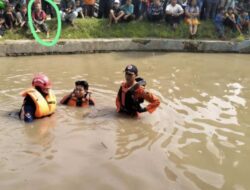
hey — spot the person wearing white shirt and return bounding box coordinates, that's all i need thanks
[165,0,184,29]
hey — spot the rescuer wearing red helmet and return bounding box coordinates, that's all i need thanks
[19,74,57,122]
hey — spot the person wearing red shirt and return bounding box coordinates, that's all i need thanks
[32,3,49,38]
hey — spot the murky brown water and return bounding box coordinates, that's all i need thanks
[0,53,250,190]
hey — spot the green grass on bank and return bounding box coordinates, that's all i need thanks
[1,18,249,41]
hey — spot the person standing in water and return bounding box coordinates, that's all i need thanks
[60,80,95,107]
[19,74,57,122]
[116,64,160,117]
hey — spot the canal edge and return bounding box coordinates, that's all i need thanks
[0,38,250,56]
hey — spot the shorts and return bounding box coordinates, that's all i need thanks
[185,18,200,25]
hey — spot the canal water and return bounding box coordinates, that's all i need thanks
[0,53,250,190]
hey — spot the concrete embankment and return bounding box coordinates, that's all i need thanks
[0,38,250,56]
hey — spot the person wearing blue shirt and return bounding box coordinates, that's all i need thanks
[236,9,250,34]
[120,0,135,21]
[214,7,225,39]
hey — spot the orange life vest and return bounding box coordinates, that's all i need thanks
[60,92,94,107]
[21,88,56,118]
[117,82,144,115]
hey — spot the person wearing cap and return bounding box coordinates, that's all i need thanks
[116,65,160,117]
[60,80,95,107]
[19,74,57,122]
[108,0,124,26]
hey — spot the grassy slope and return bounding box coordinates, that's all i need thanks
[1,18,247,40]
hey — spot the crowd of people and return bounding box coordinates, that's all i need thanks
[0,0,249,39]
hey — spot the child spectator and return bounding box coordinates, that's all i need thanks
[120,0,135,22]
[83,0,96,17]
[185,0,200,38]
[75,0,84,18]
[16,4,28,29]
[237,9,250,34]
[121,0,141,19]
[60,0,78,26]
[32,3,49,38]
[4,4,16,30]
[165,0,184,30]
[214,7,225,39]
[224,7,242,34]
[108,0,124,26]
[147,0,163,22]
